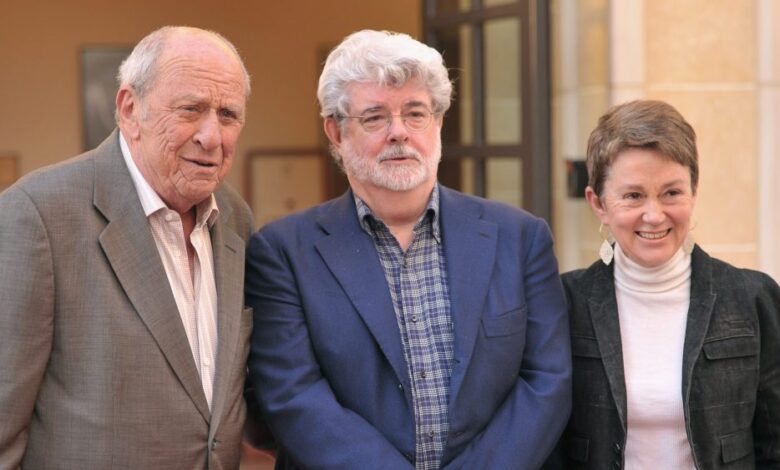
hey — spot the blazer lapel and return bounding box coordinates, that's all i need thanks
[207,196,245,436]
[681,246,717,407]
[206,196,245,433]
[313,192,409,386]
[587,263,629,432]
[94,131,210,422]
[438,187,498,403]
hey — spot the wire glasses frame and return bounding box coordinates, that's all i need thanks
[338,108,439,133]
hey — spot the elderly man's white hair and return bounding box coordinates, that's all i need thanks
[317,29,453,120]
[116,25,251,106]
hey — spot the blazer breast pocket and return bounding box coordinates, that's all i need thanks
[702,335,758,368]
[482,306,526,337]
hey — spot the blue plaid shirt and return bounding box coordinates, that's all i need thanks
[355,185,454,470]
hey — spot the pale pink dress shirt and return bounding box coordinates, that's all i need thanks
[119,133,219,410]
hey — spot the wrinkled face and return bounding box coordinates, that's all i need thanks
[332,80,442,194]
[121,35,246,213]
[587,148,696,268]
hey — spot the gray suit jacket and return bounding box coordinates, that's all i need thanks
[0,131,255,469]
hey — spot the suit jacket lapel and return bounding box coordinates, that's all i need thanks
[438,187,498,403]
[313,192,409,385]
[681,246,717,407]
[587,263,629,432]
[208,195,245,436]
[94,131,210,422]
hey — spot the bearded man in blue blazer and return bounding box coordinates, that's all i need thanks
[245,29,571,470]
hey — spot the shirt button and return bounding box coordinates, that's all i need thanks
[211,440,218,450]
[420,370,426,378]
[428,430,435,439]
[165,213,175,222]
[613,443,621,453]
[203,357,211,367]
[412,315,418,322]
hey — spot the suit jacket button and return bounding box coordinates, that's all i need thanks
[612,461,621,469]
[398,383,404,391]
[613,442,621,453]
[404,453,414,462]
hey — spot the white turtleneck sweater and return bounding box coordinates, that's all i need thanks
[613,243,696,470]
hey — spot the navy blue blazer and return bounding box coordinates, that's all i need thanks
[245,186,572,469]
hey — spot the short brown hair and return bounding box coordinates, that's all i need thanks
[586,100,698,197]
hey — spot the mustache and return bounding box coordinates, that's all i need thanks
[376,145,422,163]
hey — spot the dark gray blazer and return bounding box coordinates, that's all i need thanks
[549,245,780,469]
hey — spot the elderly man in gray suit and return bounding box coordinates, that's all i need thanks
[0,26,254,469]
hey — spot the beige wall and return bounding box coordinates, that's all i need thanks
[0,1,420,194]
[552,0,778,280]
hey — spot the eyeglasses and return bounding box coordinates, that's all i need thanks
[340,108,438,133]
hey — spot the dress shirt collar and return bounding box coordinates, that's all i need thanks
[353,182,441,243]
[119,131,219,228]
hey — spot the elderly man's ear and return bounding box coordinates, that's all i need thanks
[323,116,343,148]
[115,87,141,140]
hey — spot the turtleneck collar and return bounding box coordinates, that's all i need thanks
[613,243,691,293]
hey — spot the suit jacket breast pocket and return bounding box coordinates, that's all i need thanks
[695,334,759,407]
[482,306,527,337]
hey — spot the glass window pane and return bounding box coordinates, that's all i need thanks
[436,26,473,145]
[485,157,521,206]
[484,18,521,145]
[435,0,471,14]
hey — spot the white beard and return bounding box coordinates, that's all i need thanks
[340,136,441,192]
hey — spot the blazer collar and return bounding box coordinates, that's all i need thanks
[314,191,410,385]
[207,196,245,437]
[437,187,498,403]
[94,130,212,423]
[586,261,629,432]
[681,246,717,407]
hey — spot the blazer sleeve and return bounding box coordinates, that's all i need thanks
[244,229,414,470]
[754,272,780,468]
[443,218,572,469]
[0,186,55,469]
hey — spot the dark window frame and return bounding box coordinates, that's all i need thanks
[423,0,552,223]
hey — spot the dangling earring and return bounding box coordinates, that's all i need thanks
[683,220,697,255]
[599,223,615,265]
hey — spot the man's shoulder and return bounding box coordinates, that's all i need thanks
[438,186,547,243]
[4,151,97,206]
[440,185,542,224]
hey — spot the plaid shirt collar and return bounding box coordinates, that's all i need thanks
[353,183,442,244]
